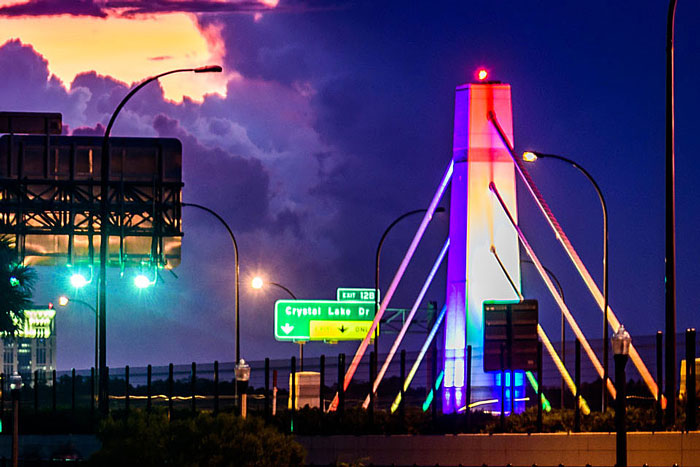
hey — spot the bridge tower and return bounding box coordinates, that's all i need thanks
[441,76,524,414]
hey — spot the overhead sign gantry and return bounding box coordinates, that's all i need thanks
[0,130,183,269]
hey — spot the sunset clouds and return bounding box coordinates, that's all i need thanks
[0,12,227,101]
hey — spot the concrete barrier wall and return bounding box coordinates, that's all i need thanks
[299,431,700,466]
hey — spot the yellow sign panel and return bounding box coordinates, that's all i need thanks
[309,320,376,341]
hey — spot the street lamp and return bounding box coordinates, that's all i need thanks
[70,272,89,289]
[133,274,152,289]
[133,267,157,289]
[180,202,240,404]
[251,277,303,367]
[235,359,251,418]
[58,295,98,375]
[251,277,297,300]
[523,150,610,411]
[612,325,631,467]
[375,207,445,360]
[98,65,222,415]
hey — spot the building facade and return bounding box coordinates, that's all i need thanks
[1,308,56,386]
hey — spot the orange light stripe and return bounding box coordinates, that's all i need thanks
[490,182,616,399]
[538,324,591,415]
[488,112,661,402]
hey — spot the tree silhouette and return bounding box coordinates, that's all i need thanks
[0,236,36,334]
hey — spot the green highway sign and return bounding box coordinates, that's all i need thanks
[274,300,376,342]
[336,288,379,302]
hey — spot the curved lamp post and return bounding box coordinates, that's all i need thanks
[375,207,445,359]
[180,202,241,403]
[523,150,610,411]
[251,277,302,367]
[252,277,297,300]
[98,65,222,414]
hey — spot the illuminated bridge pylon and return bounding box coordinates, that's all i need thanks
[329,77,660,414]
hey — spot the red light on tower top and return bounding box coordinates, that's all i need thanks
[477,69,488,81]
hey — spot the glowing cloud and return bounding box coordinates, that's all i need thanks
[0,13,228,102]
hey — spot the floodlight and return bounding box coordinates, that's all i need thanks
[70,273,89,289]
[133,274,152,289]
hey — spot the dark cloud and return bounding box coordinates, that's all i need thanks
[71,123,104,135]
[152,113,298,235]
[0,39,91,125]
[0,0,106,17]
[70,71,128,126]
[272,207,303,238]
[203,13,316,89]
[0,0,294,18]
[111,0,273,17]
[112,0,349,16]
[0,39,55,94]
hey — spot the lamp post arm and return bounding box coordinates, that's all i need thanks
[373,207,445,360]
[535,150,610,410]
[181,202,240,362]
[269,282,297,300]
[375,208,430,359]
[181,202,239,262]
[521,259,565,304]
[104,69,192,139]
[375,209,431,269]
[532,153,608,224]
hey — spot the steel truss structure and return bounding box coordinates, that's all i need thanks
[0,135,183,268]
[380,302,438,335]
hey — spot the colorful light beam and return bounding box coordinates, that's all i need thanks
[328,161,453,412]
[490,181,616,399]
[538,323,590,415]
[489,245,587,414]
[525,370,552,412]
[488,111,660,402]
[362,238,449,409]
[390,304,447,413]
[422,370,445,412]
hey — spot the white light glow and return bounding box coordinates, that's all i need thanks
[134,274,152,289]
[70,273,88,289]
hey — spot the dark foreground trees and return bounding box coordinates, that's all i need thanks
[88,410,306,466]
[0,236,36,334]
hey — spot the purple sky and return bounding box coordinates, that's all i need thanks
[1,1,699,372]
